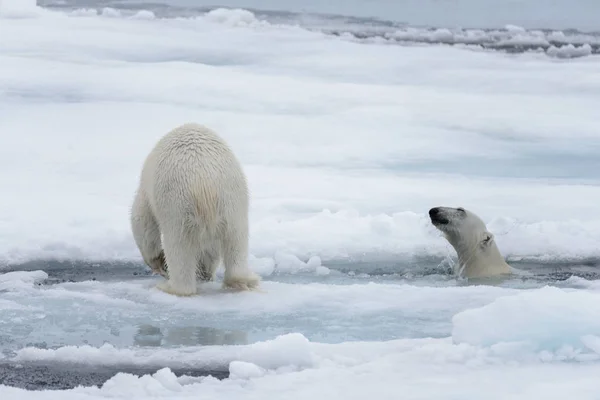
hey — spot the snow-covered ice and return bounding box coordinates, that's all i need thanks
[1,4,599,267]
[1,0,600,397]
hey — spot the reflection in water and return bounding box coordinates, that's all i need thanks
[133,325,248,347]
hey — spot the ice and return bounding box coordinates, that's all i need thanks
[1,2,600,397]
[0,0,44,18]
[0,270,48,291]
[271,253,324,274]
[564,276,600,291]
[383,26,598,54]
[453,286,600,353]
[5,332,600,398]
[0,270,48,286]
[40,0,600,31]
[12,333,315,371]
[130,10,156,20]
[547,43,594,59]
[203,8,266,27]
[0,7,599,270]
[0,275,521,352]
[228,361,266,379]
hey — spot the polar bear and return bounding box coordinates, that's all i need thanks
[130,123,260,296]
[429,206,511,279]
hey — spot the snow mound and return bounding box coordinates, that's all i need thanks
[563,276,600,291]
[203,8,268,28]
[452,286,600,354]
[130,10,156,21]
[229,361,267,379]
[546,43,593,59]
[0,270,48,291]
[13,333,315,371]
[273,253,324,274]
[100,7,121,18]
[100,367,184,395]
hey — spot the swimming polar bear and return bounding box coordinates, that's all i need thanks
[429,206,511,279]
[130,123,261,296]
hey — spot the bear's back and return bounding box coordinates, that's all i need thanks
[141,123,248,220]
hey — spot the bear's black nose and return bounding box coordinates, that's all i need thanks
[429,207,440,217]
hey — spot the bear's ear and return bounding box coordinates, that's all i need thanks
[480,231,494,248]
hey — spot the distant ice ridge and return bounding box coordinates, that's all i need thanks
[372,26,597,59]
[146,8,599,58]
[20,5,600,58]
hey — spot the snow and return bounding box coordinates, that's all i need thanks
[452,286,600,353]
[547,43,594,59]
[5,331,600,398]
[0,273,521,351]
[39,0,600,31]
[0,0,45,18]
[11,333,315,371]
[229,361,266,379]
[0,270,48,291]
[0,6,599,268]
[1,2,600,398]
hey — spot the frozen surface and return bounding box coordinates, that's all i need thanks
[39,0,600,56]
[1,0,600,397]
[0,266,518,353]
[40,0,600,32]
[453,286,600,352]
[0,4,599,268]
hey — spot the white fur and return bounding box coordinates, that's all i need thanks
[130,123,260,296]
[429,206,511,279]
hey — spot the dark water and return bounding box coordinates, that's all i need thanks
[7,256,600,285]
[0,362,228,391]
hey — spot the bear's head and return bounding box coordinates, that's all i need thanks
[428,206,495,254]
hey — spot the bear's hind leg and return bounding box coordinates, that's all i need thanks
[196,247,221,282]
[221,225,260,291]
[131,189,166,276]
[156,222,200,296]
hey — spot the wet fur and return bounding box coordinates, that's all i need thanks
[131,123,261,296]
[429,206,511,279]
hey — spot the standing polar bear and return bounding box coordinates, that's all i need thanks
[429,206,511,279]
[130,123,260,296]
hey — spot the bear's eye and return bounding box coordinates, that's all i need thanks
[457,207,465,212]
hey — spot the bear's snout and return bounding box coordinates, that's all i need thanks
[429,207,449,225]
